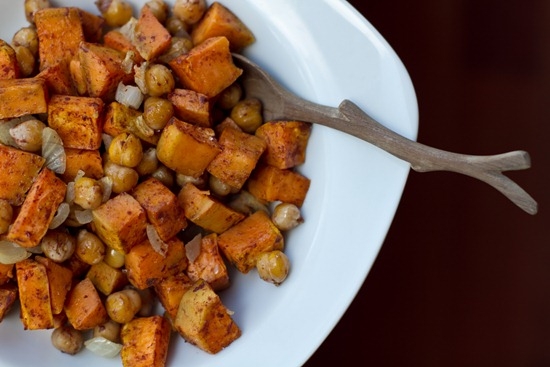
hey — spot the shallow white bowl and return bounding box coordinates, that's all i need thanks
[0,1,418,366]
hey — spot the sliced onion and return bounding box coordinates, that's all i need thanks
[121,50,135,74]
[0,240,31,264]
[119,17,138,43]
[115,82,143,109]
[146,224,168,256]
[133,61,149,94]
[65,181,75,204]
[185,233,202,263]
[0,118,23,147]
[98,176,113,203]
[42,127,66,174]
[84,336,122,358]
[49,202,70,229]
[74,209,93,224]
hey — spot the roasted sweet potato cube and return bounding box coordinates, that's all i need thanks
[78,9,104,43]
[174,279,241,354]
[7,168,67,248]
[134,5,171,61]
[125,237,187,289]
[169,36,242,98]
[103,30,144,64]
[61,148,103,182]
[35,7,84,71]
[156,117,221,178]
[64,277,108,330]
[247,164,310,207]
[178,183,245,234]
[187,233,230,291]
[35,256,73,315]
[121,315,171,367]
[16,259,54,330]
[104,102,159,145]
[207,126,266,190]
[154,272,193,320]
[191,2,255,51]
[48,94,104,150]
[86,261,128,296]
[131,178,187,241]
[63,253,90,278]
[0,78,49,119]
[0,284,17,322]
[78,41,127,100]
[69,58,87,95]
[0,40,20,79]
[36,62,77,96]
[0,144,45,205]
[0,263,14,287]
[168,88,211,127]
[255,120,312,169]
[218,210,284,273]
[92,193,147,254]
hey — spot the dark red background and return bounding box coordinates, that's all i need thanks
[305,1,549,366]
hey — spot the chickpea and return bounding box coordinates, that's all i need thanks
[145,64,175,97]
[176,173,206,188]
[96,0,133,27]
[12,27,39,56]
[151,165,174,187]
[0,199,13,235]
[209,175,232,197]
[13,46,35,77]
[41,230,76,263]
[256,250,290,286]
[51,325,83,355]
[158,36,192,63]
[108,132,143,168]
[93,320,121,343]
[271,203,303,231]
[75,229,105,265]
[143,97,173,130]
[24,0,51,23]
[136,147,159,176]
[230,98,263,133]
[165,16,191,36]
[145,0,169,23]
[217,83,243,110]
[73,177,103,210]
[173,0,206,25]
[104,161,139,193]
[104,247,125,269]
[105,289,142,324]
[9,118,45,152]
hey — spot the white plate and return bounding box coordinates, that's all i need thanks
[0,1,418,366]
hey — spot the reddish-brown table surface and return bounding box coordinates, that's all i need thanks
[305,1,549,366]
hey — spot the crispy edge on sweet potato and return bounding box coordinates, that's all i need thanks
[121,315,171,367]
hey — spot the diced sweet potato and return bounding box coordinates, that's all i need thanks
[78,9,104,43]
[63,253,90,278]
[187,233,230,291]
[134,6,171,61]
[35,256,73,315]
[125,237,187,289]
[78,41,127,100]
[0,40,20,79]
[154,272,193,320]
[255,120,312,169]
[34,7,84,71]
[247,164,310,207]
[168,88,211,127]
[69,58,86,95]
[36,62,77,96]
[0,144,45,205]
[103,30,144,64]
[0,263,14,286]
[207,126,266,190]
[104,101,159,145]
[16,259,54,330]
[61,148,103,182]
[191,2,255,51]
[7,168,67,248]
[48,94,104,150]
[86,261,128,296]
[178,183,245,234]
[131,178,187,242]
[91,192,148,254]
[0,284,17,322]
[174,279,241,354]
[218,210,284,273]
[0,78,49,119]
[64,277,108,330]
[156,117,221,178]
[169,36,242,98]
[121,316,171,367]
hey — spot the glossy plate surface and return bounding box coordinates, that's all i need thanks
[0,1,418,366]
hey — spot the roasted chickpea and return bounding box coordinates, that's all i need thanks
[143,97,173,130]
[271,203,303,231]
[104,161,139,193]
[9,118,45,152]
[24,0,50,23]
[75,229,105,265]
[151,165,174,187]
[256,250,290,286]
[96,0,133,27]
[108,132,143,168]
[145,64,174,97]
[165,16,191,36]
[105,289,142,324]
[0,199,13,235]
[51,325,83,355]
[158,36,192,63]
[13,45,35,77]
[41,230,76,263]
[136,147,159,176]
[104,247,125,269]
[176,173,206,188]
[209,175,232,196]
[93,320,121,343]
[173,0,206,25]
[217,83,243,110]
[230,98,263,133]
[145,0,169,23]
[12,27,39,56]
[73,177,103,210]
